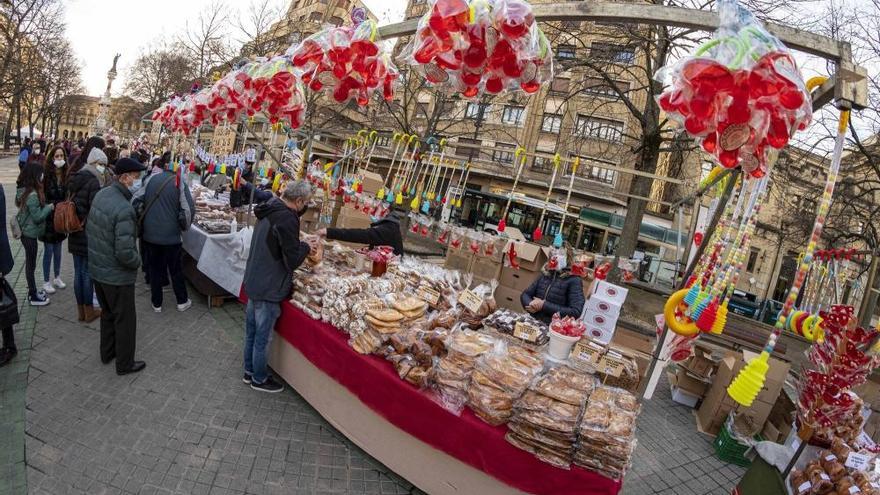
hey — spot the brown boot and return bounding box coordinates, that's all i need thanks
[84,306,101,323]
[77,305,85,322]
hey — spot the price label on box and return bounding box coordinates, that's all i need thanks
[598,356,625,377]
[458,289,484,314]
[572,340,601,364]
[417,286,441,306]
[513,321,540,343]
[845,452,871,471]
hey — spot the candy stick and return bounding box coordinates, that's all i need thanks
[379,132,406,199]
[362,130,379,172]
[455,164,472,208]
[533,153,561,241]
[395,135,420,193]
[498,147,528,233]
[553,156,579,246]
[441,160,463,204]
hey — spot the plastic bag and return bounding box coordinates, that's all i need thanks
[655,0,811,177]
[400,0,553,98]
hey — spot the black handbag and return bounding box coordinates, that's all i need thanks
[0,276,20,328]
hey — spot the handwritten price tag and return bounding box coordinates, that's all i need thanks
[599,357,625,377]
[417,286,441,306]
[458,289,484,314]
[572,340,602,363]
[513,321,540,343]
[845,452,871,471]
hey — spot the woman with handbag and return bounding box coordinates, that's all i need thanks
[0,184,18,367]
[40,146,69,295]
[66,144,105,322]
[15,163,54,306]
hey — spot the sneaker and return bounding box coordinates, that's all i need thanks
[53,277,66,289]
[242,373,252,384]
[250,376,283,393]
[177,300,192,312]
[42,281,56,294]
[29,292,50,306]
[152,305,162,313]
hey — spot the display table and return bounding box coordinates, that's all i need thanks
[268,303,623,495]
[181,224,250,299]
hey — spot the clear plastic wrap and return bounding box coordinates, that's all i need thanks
[655,0,812,177]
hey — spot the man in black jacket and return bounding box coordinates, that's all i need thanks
[242,180,315,393]
[316,208,404,255]
[0,185,17,367]
[521,264,586,324]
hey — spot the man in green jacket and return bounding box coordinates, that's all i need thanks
[87,157,147,375]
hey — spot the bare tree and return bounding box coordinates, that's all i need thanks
[235,0,287,57]
[123,43,196,113]
[176,1,232,81]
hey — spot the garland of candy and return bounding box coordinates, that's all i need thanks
[402,0,553,98]
[727,78,849,407]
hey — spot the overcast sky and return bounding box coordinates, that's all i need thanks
[65,0,408,97]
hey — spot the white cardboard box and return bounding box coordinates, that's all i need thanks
[583,311,618,333]
[585,324,614,345]
[593,280,629,305]
[583,297,622,318]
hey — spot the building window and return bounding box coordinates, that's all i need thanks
[439,100,456,116]
[309,11,323,22]
[456,137,481,158]
[329,16,344,26]
[493,143,515,164]
[541,113,562,133]
[590,42,635,64]
[581,76,630,99]
[747,248,760,272]
[532,155,553,172]
[574,156,618,185]
[465,102,490,119]
[414,102,429,119]
[376,135,391,147]
[561,20,580,31]
[701,161,714,181]
[549,77,570,95]
[501,105,525,125]
[557,44,576,60]
[574,115,623,141]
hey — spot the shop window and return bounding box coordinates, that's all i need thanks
[541,113,562,133]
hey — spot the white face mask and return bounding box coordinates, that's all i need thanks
[129,178,142,193]
[96,165,106,175]
[54,159,65,167]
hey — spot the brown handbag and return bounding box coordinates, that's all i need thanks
[53,194,83,234]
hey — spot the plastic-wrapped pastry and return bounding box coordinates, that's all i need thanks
[819,451,845,482]
[505,432,572,470]
[532,366,596,405]
[580,402,612,430]
[404,366,429,387]
[790,469,812,495]
[805,460,833,495]
[831,437,852,461]
[836,477,860,495]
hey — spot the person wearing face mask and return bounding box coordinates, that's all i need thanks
[520,247,585,324]
[86,157,147,374]
[315,208,405,256]
[137,156,194,313]
[39,146,69,296]
[15,163,54,306]
[65,146,106,323]
[242,180,317,393]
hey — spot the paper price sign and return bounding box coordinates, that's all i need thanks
[572,340,601,363]
[857,431,876,450]
[845,452,871,471]
[458,289,484,314]
[417,286,441,306]
[599,357,624,377]
[513,321,540,343]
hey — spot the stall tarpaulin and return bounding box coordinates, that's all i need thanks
[182,224,252,296]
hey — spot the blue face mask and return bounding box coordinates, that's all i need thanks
[129,178,142,193]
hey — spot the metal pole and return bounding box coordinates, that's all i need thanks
[859,252,879,327]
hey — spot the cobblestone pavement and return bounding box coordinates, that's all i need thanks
[0,152,746,494]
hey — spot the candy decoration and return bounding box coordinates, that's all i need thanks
[728,76,848,406]
[533,153,561,242]
[497,146,528,232]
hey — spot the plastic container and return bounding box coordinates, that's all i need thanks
[547,329,580,360]
[371,261,388,277]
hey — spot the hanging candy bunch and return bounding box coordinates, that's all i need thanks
[289,20,398,105]
[401,0,553,98]
[656,0,811,177]
[797,305,880,434]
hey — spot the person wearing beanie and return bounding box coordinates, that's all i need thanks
[66,146,107,323]
[87,157,147,375]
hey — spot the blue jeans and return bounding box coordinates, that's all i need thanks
[42,241,63,282]
[243,299,281,384]
[72,255,93,305]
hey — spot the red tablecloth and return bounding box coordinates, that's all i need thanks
[275,303,623,495]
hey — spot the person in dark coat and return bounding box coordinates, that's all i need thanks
[18,137,31,169]
[316,208,405,255]
[66,147,106,323]
[242,180,315,393]
[136,164,194,313]
[87,157,146,375]
[39,146,69,295]
[521,262,586,324]
[0,185,17,367]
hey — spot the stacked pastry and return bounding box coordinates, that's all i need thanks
[574,386,639,479]
[431,330,496,413]
[467,344,543,425]
[352,307,404,354]
[506,366,596,469]
[390,295,428,323]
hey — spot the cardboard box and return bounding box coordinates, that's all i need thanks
[499,266,535,292]
[585,324,614,345]
[675,367,709,397]
[611,327,656,355]
[682,346,715,379]
[736,399,774,433]
[445,250,471,272]
[583,312,617,333]
[696,388,736,436]
[583,298,622,318]
[514,242,548,272]
[494,285,522,311]
[471,257,502,282]
[669,371,701,408]
[762,420,781,443]
[357,169,384,197]
[593,280,629,305]
[337,207,372,229]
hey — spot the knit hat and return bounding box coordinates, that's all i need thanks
[87,148,108,166]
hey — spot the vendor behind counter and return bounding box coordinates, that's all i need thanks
[317,208,404,255]
[521,248,585,324]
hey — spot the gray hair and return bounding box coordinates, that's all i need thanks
[281,180,313,201]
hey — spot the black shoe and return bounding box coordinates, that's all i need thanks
[250,376,283,393]
[101,354,115,365]
[243,373,252,384]
[116,361,146,375]
[0,347,17,367]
